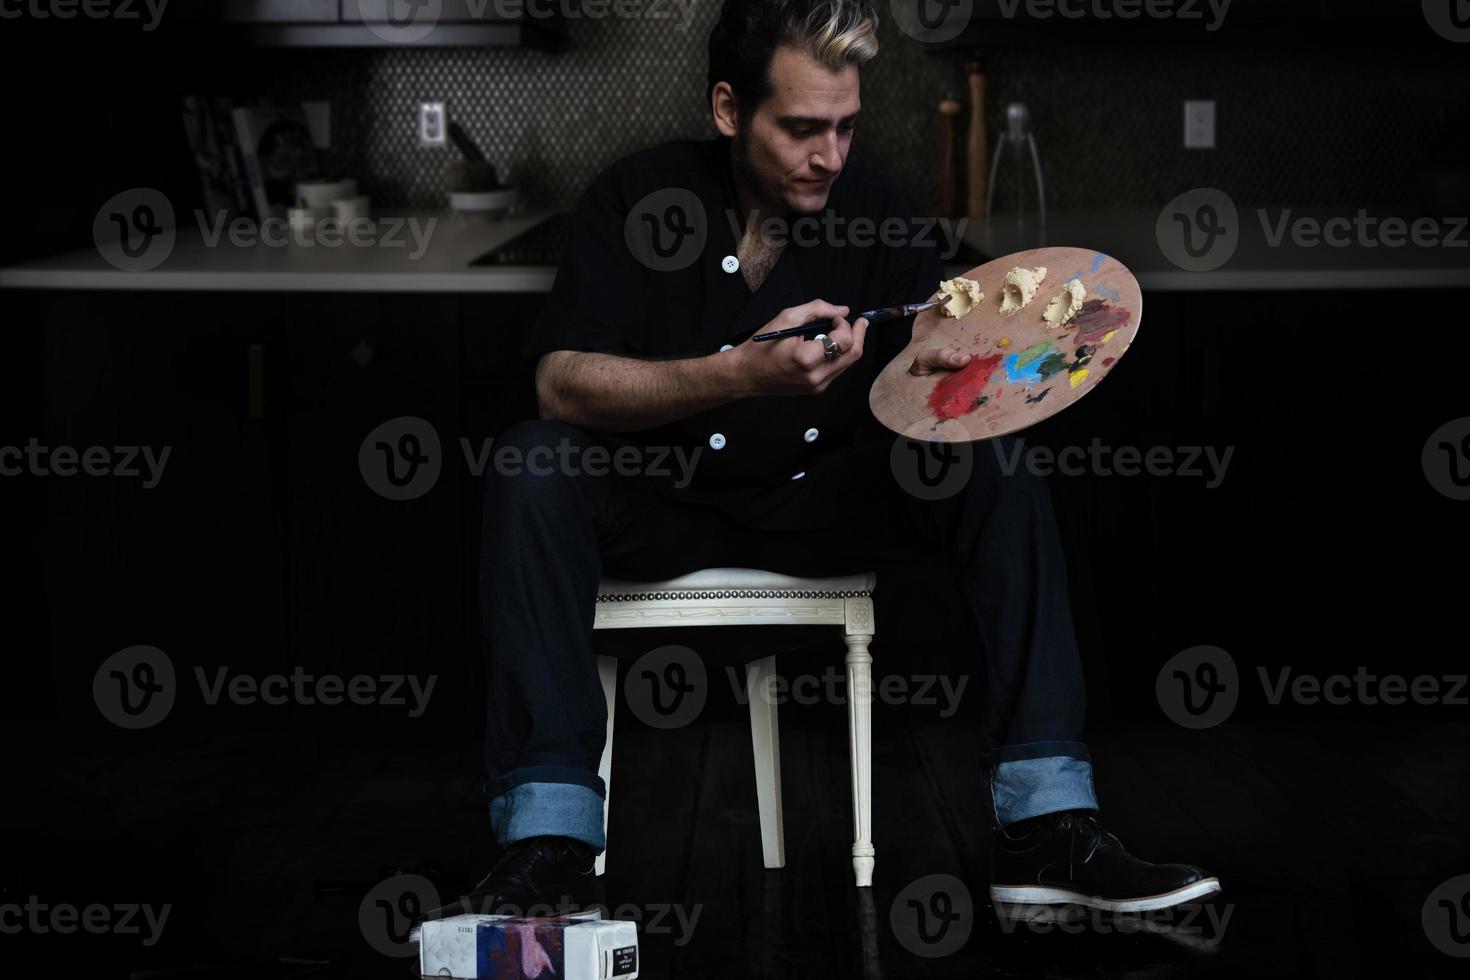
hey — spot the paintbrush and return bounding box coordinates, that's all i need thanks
[751,300,942,342]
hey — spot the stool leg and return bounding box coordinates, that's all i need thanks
[746,655,785,869]
[845,629,875,888]
[595,655,617,877]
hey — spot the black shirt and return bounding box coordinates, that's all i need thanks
[523,134,942,530]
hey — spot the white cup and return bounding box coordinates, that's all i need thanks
[331,195,372,222]
[296,179,355,210]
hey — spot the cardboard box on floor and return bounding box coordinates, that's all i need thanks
[413,911,638,979]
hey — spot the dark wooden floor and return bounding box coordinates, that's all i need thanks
[8,693,1470,979]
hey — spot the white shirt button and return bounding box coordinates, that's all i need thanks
[719,344,734,352]
[721,255,740,274]
[803,427,819,443]
[709,432,726,450]
[791,470,806,480]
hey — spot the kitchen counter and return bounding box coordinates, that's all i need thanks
[957,208,1470,291]
[8,205,1463,294]
[0,209,561,293]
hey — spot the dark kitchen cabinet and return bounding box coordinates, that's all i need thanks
[209,0,340,22]
[923,0,1434,47]
[18,288,546,729]
[177,0,568,49]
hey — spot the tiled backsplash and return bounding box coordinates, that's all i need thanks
[230,7,1468,235]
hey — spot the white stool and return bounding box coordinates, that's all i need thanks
[592,567,878,886]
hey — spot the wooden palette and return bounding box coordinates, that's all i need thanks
[869,246,1142,442]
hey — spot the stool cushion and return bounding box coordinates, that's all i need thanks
[597,566,875,600]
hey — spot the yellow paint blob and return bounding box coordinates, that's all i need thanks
[1070,369,1090,389]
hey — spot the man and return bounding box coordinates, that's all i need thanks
[426,0,1219,923]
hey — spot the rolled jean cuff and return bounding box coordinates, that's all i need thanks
[488,770,606,853]
[984,741,1098,826]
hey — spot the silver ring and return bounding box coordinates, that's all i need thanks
[820,335,842,361]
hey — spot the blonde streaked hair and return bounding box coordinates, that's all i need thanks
[708,0,880,109]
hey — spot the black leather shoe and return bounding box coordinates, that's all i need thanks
[990,810,1220,912]
[420,836,602,922]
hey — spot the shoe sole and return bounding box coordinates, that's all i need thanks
[989,877,1222,914]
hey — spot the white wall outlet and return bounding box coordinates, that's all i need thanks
[1184,100,1216,150]
[419,102,446,148]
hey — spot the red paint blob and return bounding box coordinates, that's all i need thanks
[928,353,1003,421]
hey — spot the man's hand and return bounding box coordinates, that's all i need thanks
[730,300,870,396]
[908,347,973,376]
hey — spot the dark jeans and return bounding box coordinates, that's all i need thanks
[479,420,1097,851]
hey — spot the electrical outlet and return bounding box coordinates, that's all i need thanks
[419,102,446,148]
[1184,100,1216,150]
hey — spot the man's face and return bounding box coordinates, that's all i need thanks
[734,44,862,215]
